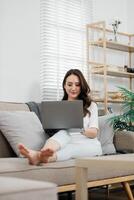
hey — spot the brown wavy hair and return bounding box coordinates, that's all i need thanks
[62,69,92,116]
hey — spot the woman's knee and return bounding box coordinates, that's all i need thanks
[50,130,71,148]
[43,138,61,151]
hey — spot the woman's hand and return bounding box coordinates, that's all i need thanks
[82,128,98,139]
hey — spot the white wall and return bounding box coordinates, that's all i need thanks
[0,0,40,102]
[92,0,127,32]
[126,0,134,33]
[0,0,133,102]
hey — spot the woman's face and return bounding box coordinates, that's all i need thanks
[64,74,81,100]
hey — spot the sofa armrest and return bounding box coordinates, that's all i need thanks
[114,131,134,153]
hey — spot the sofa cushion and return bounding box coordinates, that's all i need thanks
[0,111,47,157]
[0,131,16,157]
[114,131,134,153]
[0,158,75,186]
[0,154,134,186]
[98,114,116,155]
[0,177,57,200]
[0,102,30,158]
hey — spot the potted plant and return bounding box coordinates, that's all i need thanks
[109,87,134,132]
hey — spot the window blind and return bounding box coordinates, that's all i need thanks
[40,0,93,100]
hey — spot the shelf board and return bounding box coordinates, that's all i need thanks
[108,99,124,103]
[93,99,104,103]
[94,98,124,103]
[89,62,134,78]
[92,69,134,78]
[89,40,134,52]
[88,23,133,37]
[106,41,134,52]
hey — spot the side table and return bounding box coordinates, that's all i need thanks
[75,157,134,200]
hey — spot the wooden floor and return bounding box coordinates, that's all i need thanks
[89,187,133,200]
[59,186,134,200]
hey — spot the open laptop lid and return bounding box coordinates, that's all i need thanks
[40,100,83,129]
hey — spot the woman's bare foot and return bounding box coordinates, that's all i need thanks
[18,143,40,165]
[40,148,54,163]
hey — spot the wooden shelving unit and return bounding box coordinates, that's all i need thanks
[87,21,134,113]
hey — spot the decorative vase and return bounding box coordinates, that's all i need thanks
[111,20,121,42]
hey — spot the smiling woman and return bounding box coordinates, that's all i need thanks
[64,74,81,101]
[18,69,102,165]
[40,0,93,101]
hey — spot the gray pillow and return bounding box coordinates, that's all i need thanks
[98,114,116,155]
[0,111,47,157]
[114,130,134,153]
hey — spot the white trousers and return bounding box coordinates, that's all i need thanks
[50,130,102,161]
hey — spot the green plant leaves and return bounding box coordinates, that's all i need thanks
[108,87,134,132]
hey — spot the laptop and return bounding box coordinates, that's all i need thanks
[40,100,83,130]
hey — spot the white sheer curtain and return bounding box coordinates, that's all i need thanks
[40,0,93,100]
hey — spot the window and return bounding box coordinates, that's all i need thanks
[40,0,93,100]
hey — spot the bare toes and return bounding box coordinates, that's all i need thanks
[39,148,54,163]
[41,148,54,156]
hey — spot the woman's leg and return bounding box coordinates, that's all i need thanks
[39,139,60,163]
[40,130,71,163]
[56,140,102,161]
[18,130,71,165]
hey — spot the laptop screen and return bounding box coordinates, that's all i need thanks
[40,100,83,130]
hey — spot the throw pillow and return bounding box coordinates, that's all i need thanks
[0,111,47,157]
[114,130,134,153]
[98,114,116,155]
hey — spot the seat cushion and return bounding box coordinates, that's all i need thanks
[0,158,75,186]
[0,154,134,186]
[0,177,57,200]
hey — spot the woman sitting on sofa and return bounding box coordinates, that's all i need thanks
[18,69,102,165]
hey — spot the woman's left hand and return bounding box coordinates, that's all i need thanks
[82,128,98,139]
